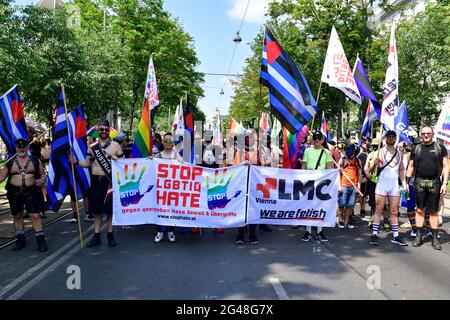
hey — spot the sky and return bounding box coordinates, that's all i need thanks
[13,0,271,118]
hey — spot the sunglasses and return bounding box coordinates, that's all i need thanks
[163,139,173,143]
[313,137,322,141]
[99,128,110,132]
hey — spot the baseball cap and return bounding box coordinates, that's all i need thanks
[115,132,126,142]
[312,131,324,140]
[385,130,397,137]
[15,138,29,148]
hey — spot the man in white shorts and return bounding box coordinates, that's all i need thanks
[369,130,408,246]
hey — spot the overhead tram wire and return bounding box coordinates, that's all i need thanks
[218,0,251,110]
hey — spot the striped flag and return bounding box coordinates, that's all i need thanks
[144,55,159,110]
[321,26,362,105]
[229,117,241,136]
[260,27,318,134]
[381,22,399,131]
[321,112,331,142]
[47,88,71,212]
[67,105,91,199]
[394,101,411,144]
[353,56,381,118]
[259,112,270,135]
[283,126,309,169]
[130,97,153,158]
[213,110,222,145]
[0,85,28,158]
[183,95,194,163]
[270,117,282,147]
[360,101,377,139]
[173,99,184,157]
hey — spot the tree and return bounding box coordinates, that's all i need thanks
[395,2,450,130]
[103,0,204,133]
[230,0,384,140]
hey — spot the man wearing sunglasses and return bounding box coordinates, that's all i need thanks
[300,130,334,242]
[407,126,448,250]
[71,120,124,247]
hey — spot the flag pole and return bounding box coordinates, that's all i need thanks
[61,84,84,248]
[310,81,322,131]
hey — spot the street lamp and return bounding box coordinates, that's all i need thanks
[233,31,242,43]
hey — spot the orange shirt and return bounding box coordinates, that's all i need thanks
[340,157,360,187]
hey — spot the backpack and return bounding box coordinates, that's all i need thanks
[413,142,442,178]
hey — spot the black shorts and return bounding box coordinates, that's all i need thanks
[88,175,112,215]
[7,186,41,216]
[414,178,441,213]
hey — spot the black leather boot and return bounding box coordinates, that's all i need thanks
[36,234,48,252]
[87,233,101,247]
[107,232,117,247]
[13,234,26,251]
[431,229,442,250]
[412,227,423,247]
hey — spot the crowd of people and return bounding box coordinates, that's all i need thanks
[0,120,447,252]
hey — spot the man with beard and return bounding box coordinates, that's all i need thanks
[407,126,448,250]
[71,120,124,247]
[0,138,47,251]
[369,130,408,246]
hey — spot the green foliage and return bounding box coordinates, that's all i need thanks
[229,0,450,139]
[0,0,205,132]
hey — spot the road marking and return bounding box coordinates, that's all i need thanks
[6,224,107,300]
[269,278,289,300]
[0,224,95,299]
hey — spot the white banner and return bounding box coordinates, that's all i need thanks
[248,166,339,227]
[321,26,362,105]
[380,22,399,131]
[435,104,450,142]
[112,159,248,228]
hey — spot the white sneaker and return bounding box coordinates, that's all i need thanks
[338,222,345,229]
[410,230,417,237]
[168,232,176,243]
[362,216,372,222]
[154,232,164,243]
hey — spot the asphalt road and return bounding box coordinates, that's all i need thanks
[0,199,449,300]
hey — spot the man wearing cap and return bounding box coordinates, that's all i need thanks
[71,120,124,247]
[368,130,408,246]
[407,126,448,250]
[0,138,48,252]
[300,130,333,242]
[337,143,362,229]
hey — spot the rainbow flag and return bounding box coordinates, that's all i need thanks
[130,98,152,158]
[283,126,309,169]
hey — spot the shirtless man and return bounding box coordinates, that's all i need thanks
[0,138,47,252]
[71,120,124,247]
[368,130,408,246]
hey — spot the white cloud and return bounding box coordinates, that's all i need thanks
[227,0,272,24]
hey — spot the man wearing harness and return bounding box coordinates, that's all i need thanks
[0,138,47,252]
[71,120,124,247]
[407,126,448,250]
[369,130,408,246]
